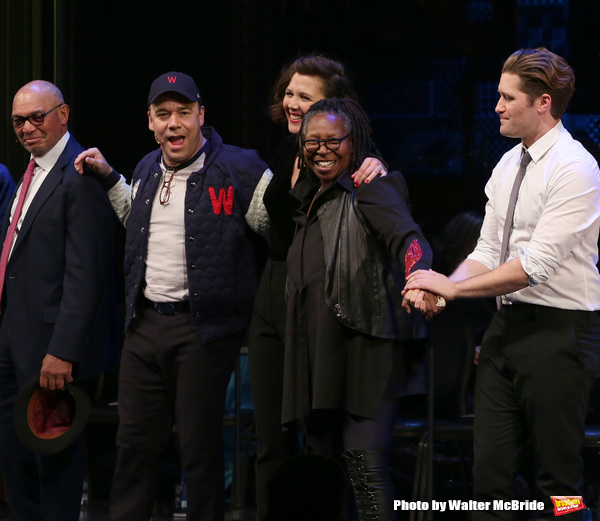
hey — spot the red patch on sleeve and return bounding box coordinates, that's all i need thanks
[405,239,423,279]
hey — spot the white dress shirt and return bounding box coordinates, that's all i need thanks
[468,121,600,310]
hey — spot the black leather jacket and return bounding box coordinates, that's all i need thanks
[290,170,431,340]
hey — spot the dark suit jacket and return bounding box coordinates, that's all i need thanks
[0,164,16,224]
[0,135,117,383]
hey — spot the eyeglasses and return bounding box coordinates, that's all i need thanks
[159,170,175,206]
[10,104,63,129]
[302,133,352,152]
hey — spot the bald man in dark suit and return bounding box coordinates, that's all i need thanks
[0,80,116,521]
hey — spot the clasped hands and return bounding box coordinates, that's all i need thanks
[402,269,455,320]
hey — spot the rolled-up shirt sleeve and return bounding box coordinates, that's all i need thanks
[519,158,600,285]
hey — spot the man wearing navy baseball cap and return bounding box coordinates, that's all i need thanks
[147,71,203,105]
[76,72,271,521]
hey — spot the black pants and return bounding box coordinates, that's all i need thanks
[473,304,600,521]
[248,259,300,521]
[303,401,397,458]
[303,401,398,521]
[109,305,242,521]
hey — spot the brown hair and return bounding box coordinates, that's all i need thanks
[269,55,357,125]
[502,47,575,119]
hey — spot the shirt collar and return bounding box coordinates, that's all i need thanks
[32,131,70,172]
[160,139,210,174]
[524,120,562,164]
[290,168,355,203]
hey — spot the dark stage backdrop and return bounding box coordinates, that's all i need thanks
[1,0,599,239]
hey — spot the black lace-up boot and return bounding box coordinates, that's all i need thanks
[342,448,395,521]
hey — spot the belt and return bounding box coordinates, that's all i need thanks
[498,303,598,323]
[141,296,191,316]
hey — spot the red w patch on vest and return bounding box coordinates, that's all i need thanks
[208,186,234,215]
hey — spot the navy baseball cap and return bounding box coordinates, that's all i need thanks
[148,72,202,106]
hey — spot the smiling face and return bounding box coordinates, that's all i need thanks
[282,73,326,135]
[12,82,69,158]
[495,72,546,148]
[148,93,205,168]
[303,113,352,188]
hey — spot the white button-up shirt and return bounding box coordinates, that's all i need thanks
[468,121,600,310]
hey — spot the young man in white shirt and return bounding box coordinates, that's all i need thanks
[404,48,600,520]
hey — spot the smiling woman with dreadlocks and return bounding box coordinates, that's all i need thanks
[248,55,388,521]
[282,97,439,521]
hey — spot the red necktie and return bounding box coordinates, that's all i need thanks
[0,159,36,305]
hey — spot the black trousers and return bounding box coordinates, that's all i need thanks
[473,304,600,521]
[248,259,300,521]
[109,305,242,521]
[303,401,397,457]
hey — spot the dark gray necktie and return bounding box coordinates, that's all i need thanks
[497,149,532,309]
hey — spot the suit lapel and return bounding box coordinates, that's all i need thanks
[11,139,74,254]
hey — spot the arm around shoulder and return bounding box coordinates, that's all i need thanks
[74,147,131,225]
[245,167,273,237]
